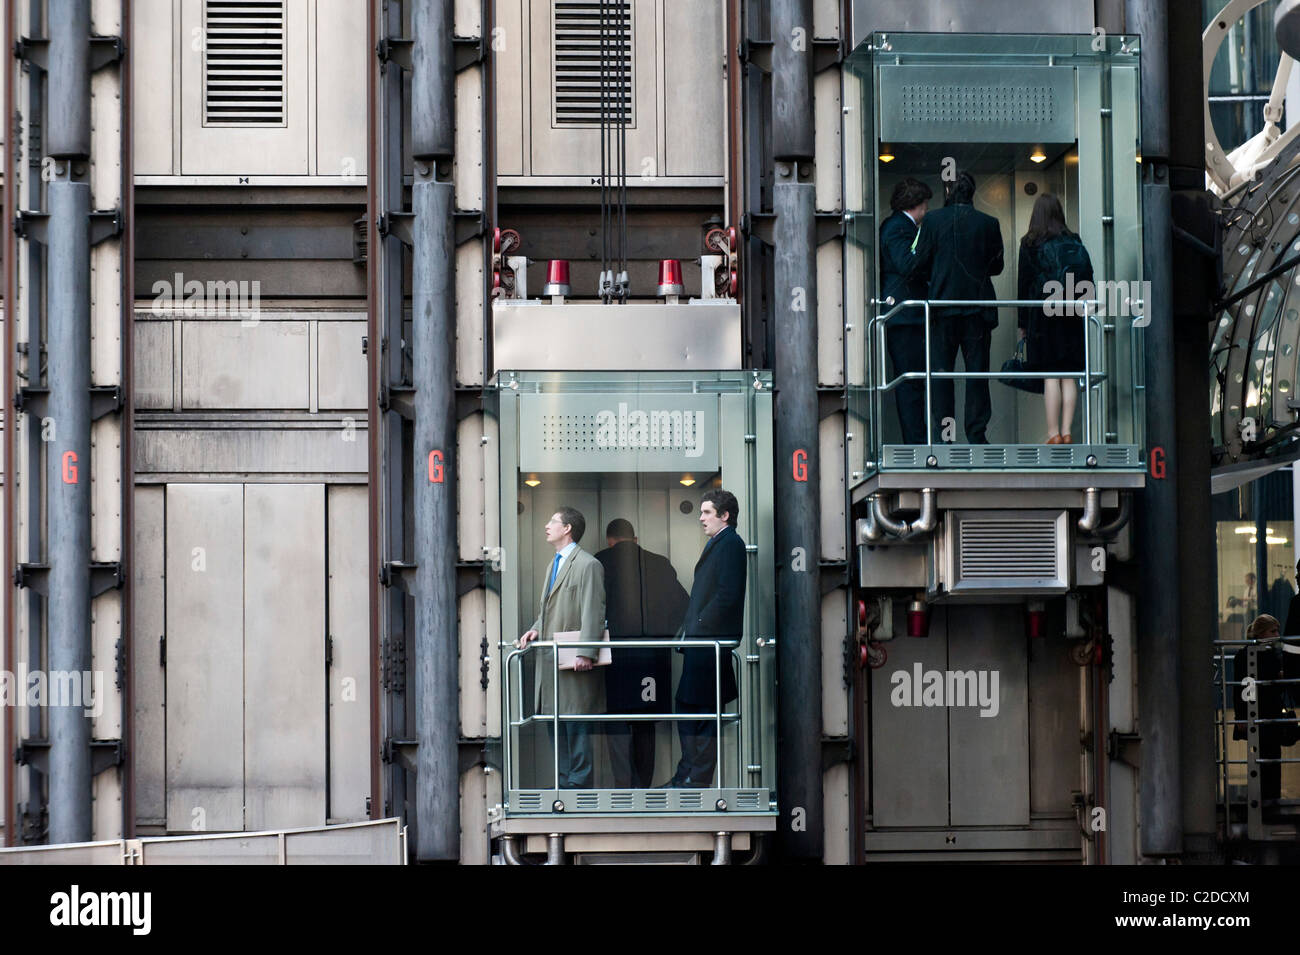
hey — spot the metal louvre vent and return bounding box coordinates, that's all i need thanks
[552,1,634,127]
[900,84,1056,125]
[203,0,286,126]
[958,517,1059,580]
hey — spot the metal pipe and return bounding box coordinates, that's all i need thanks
[1077,488,1101,533]
[48,0,90,158]
[412,171,458,861]
[544,833,566,865]
[46,177,94,845]
[871,495,909,538]
[773,165,822,861]
[771,0,813,160]
[412,0,454,160]
[1127,0,1169,161]
[857,507,881,543]
[911,489,937,535]
[710,831,733,865]
[121,0,136,839]
[2,0,16,847]
[498,834,543,865]
[365,0,383,824]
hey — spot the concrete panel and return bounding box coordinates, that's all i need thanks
[823,763,851,864]
[316,0,368,179]
[456,65,485,210]
[819,413,846,560]
[181,322,310,410]
[459,414,486,561]
[663,0,725,177]
[133,320,174,409]
[327,485,371,824]
[316,320,367,409]
[814,0,840,39]
[91,416,123,561]
[948,604,1030,827]
[132,0,174,176]
[456,241,486,386]
[822,590,848,735]
[243,484,326,830]
[494,0,525,176]
[817,239,844,386]
[135,425,369,477]
[460,766,489,865]
[91,70,122,207]
[133,487,168,827]
[851,0,1092,48]
[871,625,949,827]
[166,484,245,832]
[486,587,502,738]
[460,588,488,736]
[815,71,841,212]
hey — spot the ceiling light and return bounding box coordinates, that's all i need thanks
[679,474,696,487]
[524,474,541,488]
[879,145,895,163]
[1030,148,1047,164]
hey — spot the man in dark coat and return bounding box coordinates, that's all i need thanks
[595,518,689,789]
[666,489,746,788]
[879,177,933,444]
[1232,614,1300,807]
[905,169,1005,443]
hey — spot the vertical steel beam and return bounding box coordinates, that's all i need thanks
[46,177,94,845]
[412,0,455,160]
[772,0,813,161]
[48,0,90,159]
[2,0,16,848]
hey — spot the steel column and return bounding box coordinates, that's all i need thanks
[48,0,90,159]
[772,0,813,161]
[412,0,455,160]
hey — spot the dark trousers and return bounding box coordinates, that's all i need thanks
[671,700,719,787]
[547,720,594,789]
[930,311,992,444]
[607,720,657,789]
[887,324,927,444]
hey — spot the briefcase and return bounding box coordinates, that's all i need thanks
[555,629,612,669]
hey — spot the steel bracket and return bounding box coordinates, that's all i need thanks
[1107,730,1141,769]
[15,561,123,597]
[17,384,123,421]
[17,738,123,777]
[381,560,417,595]
[15,209,122,246]
[821,736,853,771]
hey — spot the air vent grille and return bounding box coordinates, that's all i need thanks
[900,84,1057,125]
[203,0,286,126]
[552,2,633,127]
[958,517,1060,580]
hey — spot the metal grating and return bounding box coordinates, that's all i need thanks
[958,517,1059,580]
[900,84,1057,125]
[552,1,634,127]
[203,0,286,126]
[507,788,772,813]
[879,444,1143,470]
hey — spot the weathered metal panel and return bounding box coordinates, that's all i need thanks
[821,590,848,735]
[817,239,843,386]
[133,320,174,409]
[494,0,525,176]
[181,322,310,410]
[243,484,326,830]
[165,484,245,832]
[315,0,369,179]
[663,0,725,177]
[131,0,174,175]
[134,425,369,477]
[327,485,371,824]
[852,0,1093,47]
[132,487,168,827]
[814,70,841,212]
[819,413,846,560]
[316,320,368,410]
[456,65,485,209]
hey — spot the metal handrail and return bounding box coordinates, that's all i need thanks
[503,638,745,796]
[868,297,1129,448]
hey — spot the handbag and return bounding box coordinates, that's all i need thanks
[999,338,1044,394]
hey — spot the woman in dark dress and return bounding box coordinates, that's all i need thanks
[1017,194,1094,444]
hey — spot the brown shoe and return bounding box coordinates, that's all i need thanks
[1061,434,1073,444]
[1046,434,1063,445]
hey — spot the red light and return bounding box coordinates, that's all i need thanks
[656,259,685,296]
[907,600,928,638]
[1027,607,1046,638]
[543,259,571,296]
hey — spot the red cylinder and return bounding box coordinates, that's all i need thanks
[542,259,571,296]
[1027,607,1046,639]
[656,258,685,296]
[906,599,928,638]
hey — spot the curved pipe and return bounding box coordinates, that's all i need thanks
[710,831,732,865]
[872,495,910,538]
[1093,492,1133,539]
[858,505,882,543]
[737,832,768,865]
[499,834,542,866]
[911,488,937,535]
[1077,488,1101,533]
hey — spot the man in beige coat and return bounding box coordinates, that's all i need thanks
[518,506,606,789]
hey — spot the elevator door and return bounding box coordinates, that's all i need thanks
[164,483,327,832]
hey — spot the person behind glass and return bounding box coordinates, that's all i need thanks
[516,506,606,790]
[664,489,745,788]
[1017,193,1094,444]
[905,170,1004,444]
[595,518,689,790]
[1233,614,1300,807]
[1283,561,1300,636]
[880,177,934,444]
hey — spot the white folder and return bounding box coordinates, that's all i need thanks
[555,629,612,670]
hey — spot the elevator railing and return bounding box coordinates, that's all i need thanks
[867,297,1124,465]
[502,637,745,805]
[1213,637,1300,842]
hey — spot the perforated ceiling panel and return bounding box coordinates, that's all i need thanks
[879,65,1076,143]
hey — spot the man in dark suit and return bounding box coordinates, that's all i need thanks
[595,518,690,789]
[666,489,746,788]
[880,177,933,444]
[906,170,1005,443]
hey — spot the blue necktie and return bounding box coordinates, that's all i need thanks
[546,552,562,597]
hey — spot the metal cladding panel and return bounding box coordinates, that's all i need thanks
[243,484,327,830]
[132,0,174,175]
[870,622,949,827]
[181,322,311,410]
[878,66,1077,144]
[947,604,1030,826]
[663,0,725,177]
[316,320,368,410]
[493,302,742,370]
[518,392,720,472]
[1028,604,1083,815]
[851,0,1093,47]
[133,320,174,409]
[315,0,369,179]
[327,485,371,823]
[165,484,245,832]
[132,487,168,827]
[135,426,369,477]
